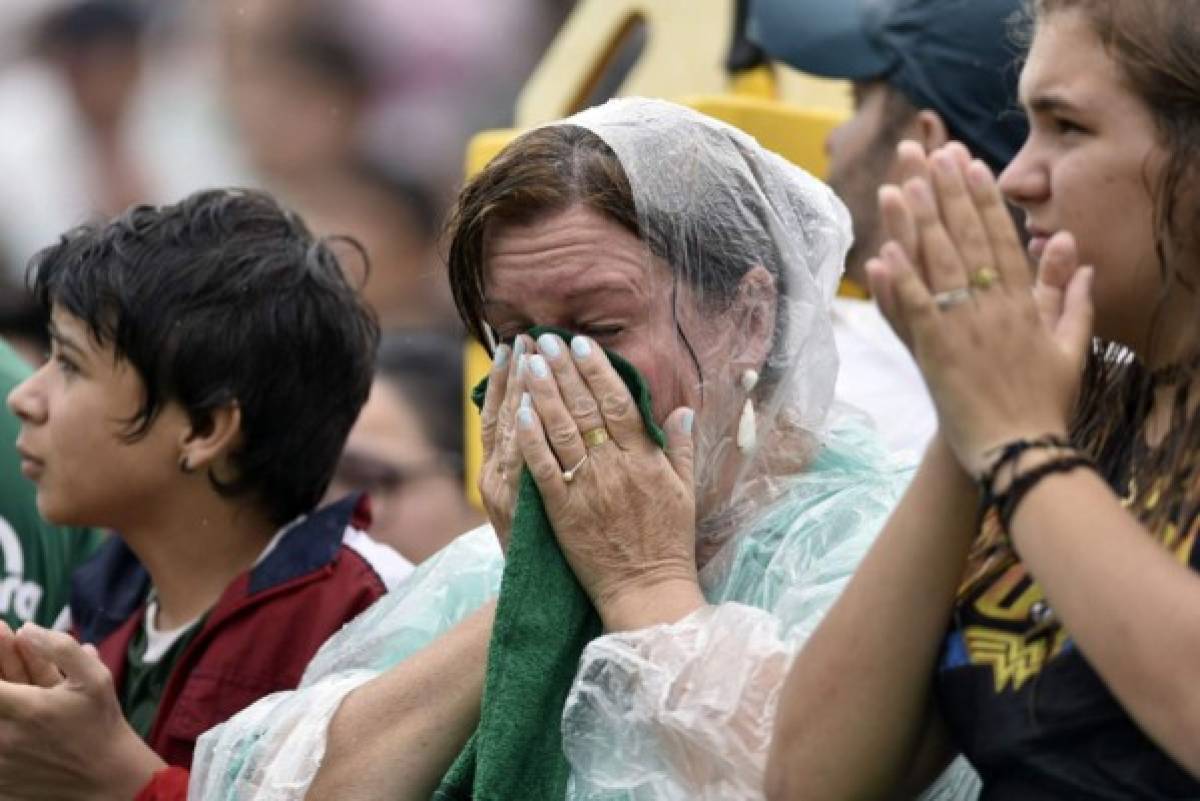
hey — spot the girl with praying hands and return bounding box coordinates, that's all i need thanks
[768,2,1200,799]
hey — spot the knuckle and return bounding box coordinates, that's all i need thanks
[547,423,579,447]
[531,459,561,484]
[568,396,601,422]
[599,392,635,420]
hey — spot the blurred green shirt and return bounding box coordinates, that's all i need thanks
[0,342,104,629]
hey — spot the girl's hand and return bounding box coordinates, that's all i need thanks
[866,144,1094,478]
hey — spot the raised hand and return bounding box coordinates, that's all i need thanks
[866,144,1094,478]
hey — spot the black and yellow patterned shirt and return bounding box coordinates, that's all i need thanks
[935,469,1200,799]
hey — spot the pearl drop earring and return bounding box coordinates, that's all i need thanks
[737,369,759,454]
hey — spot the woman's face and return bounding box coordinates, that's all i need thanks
[6,307,187,528]
[998,9,1168,351]
[327,378,481,564]
[482,205,738,427]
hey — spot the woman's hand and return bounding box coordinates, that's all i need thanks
[513,333,704,632]
[477,336,534,551]
[866,143,1095,478]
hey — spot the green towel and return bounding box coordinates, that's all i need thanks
[433,327,664,801]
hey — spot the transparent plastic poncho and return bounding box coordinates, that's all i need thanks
[191,98,979,800]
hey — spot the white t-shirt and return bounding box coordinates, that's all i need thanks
[831,296,937,460]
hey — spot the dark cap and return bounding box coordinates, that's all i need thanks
[748,0,1029,173]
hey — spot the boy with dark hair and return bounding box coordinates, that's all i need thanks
[0,188,410,799]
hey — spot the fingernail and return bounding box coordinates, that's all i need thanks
[513,337,526,359]
[910,179,935,208]
[571,336,592,359]
[681,408,694,434]
[536,333,561,359]
[517,406,534,429]
[520,391,531,410]
[529,354,549,379]
[517,354,527,376]
[967,161,992,190]
[933,151,955,175]
[493,344,510,369]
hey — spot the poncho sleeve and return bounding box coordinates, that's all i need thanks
[560,428,982,801]
[188,524,504,801]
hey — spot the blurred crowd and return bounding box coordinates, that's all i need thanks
[0,0,572,339]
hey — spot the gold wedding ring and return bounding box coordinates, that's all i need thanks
[969,266,1000,291]
[582,427,611,448]
[562,454,588,483]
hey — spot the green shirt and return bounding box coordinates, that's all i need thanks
[0,342,105,628]
[121,605,203,738]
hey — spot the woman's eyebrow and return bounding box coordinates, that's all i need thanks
[562,280,641,303]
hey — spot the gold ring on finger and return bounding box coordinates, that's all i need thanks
[582,427,611,448]
[969,266,1000,291]
[562,454,588,483]
[933,287,973,311]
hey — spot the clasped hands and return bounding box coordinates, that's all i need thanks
[0,620,164,800]
[478,332,704,632]
[866,141,1095,479]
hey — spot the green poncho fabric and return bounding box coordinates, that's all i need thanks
[435,328,665,801]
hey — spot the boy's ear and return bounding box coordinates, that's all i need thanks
[178,402,241,474]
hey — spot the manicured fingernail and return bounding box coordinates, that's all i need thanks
[529,354,549,379]
[520,391,531,410]
[513,337,526,359]
[681,408,694,434]
[493,344,510,369]
[571,336,592,358]
[517,405,534,429]
[536,333,561,359]
[517,354,527,376]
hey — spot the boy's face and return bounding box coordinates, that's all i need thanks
[7,306,189,528]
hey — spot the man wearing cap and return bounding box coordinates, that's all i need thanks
[750,0,1027,456]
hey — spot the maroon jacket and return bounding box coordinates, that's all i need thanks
[68,495,408,793]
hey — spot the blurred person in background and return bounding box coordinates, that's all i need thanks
[328,331,484,564]
[335,0,571,201]
[37,0,148,216]
[221,10,457,327]
[305,161,455,329]
[751,0,1028,457]
[0,0,248,282]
